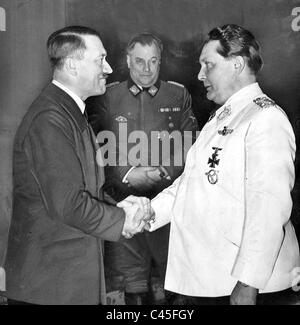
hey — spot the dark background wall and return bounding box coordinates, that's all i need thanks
[0,0,300,270]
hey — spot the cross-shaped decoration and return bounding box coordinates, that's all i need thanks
[207,147,222,168]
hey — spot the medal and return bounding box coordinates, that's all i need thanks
[206,169,219,184]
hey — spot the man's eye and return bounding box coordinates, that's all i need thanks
[206,62,213,69]
[97,58,104,65]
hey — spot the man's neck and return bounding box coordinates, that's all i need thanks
[53,73,85,100]
[130,76,157,90]
[52,78,86,114]
[230,75,257,99]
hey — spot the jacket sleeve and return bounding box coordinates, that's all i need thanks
[24,110,125,241]
[231,107,296,289]
[163,88,199,180]
[149,176,182,231]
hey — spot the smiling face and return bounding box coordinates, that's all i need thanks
[198,40,237,105]
[127,42,161,88]
[76,34,112,99]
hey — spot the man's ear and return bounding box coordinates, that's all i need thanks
[234,56,246,74]
[65,57,77,76]
[126,55,131,69]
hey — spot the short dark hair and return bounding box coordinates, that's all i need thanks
[47,25,101,70]
[126,32,163,57]
[205,24,263,75]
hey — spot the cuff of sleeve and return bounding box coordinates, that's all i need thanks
[122,166,136,183]
[148,199,171,232]
[231,259,269,289]
[158,166,171,180]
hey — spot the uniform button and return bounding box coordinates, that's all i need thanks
[169,122,174,128]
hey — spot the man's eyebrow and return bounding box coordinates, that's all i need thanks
[135,56,158,60]
[199,57,210,64]
[97,52,107,58]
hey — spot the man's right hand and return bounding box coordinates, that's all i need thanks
[126,166,161,190]
[118,196,151,239]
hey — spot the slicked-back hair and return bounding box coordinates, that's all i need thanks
[47,25,101,70]
[126,32,163,57]
[205,24,263,75]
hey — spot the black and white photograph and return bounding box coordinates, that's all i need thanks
[0,0,300,308]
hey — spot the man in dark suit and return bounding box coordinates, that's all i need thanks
[4,26,149,305]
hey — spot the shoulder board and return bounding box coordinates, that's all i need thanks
[167,81,184,88]
[253,96,276,109]
[106,81,120,88]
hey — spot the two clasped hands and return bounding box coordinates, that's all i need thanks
[117,195,154,239]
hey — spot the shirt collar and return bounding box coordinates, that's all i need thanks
[52,80,86,114]
[215,82,263,122]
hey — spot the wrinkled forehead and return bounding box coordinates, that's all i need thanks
[128,42,160,59]
[199,40,221,63]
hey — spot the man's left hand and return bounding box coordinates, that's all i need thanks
[230,281,258,305]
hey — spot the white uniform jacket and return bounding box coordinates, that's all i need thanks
[150,83,300,297]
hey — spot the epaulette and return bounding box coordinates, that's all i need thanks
[167,81,184,88]
[106,81,120,88]
[253,96,276,109]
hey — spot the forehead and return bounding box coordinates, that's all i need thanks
[82,34,106,55]
[129,43,160,58]
[199,40,223,62]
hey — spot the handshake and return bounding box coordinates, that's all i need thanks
[117,195,155,239]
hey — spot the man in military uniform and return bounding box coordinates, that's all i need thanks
[86,32,198,304]
[147,24,300,305]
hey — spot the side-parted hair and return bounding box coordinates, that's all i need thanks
[47,25,100,70]
[206,24,263,75]
[126,32,163,57]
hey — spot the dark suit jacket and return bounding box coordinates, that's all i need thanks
[4,83,125,305]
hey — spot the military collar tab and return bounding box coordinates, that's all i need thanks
[128,79,160,97]
[217,105,231,121]
[148,84,159,97]
[129,84,141,96]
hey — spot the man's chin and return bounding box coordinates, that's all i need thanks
[93,86,106,96]
[206,93,212,101]
[206,91,215,102]
[140,81,155,88]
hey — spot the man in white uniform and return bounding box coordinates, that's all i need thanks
[145,24,300,304]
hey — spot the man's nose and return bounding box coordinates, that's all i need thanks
[103,60,113,74]
[144,62,151,72]
[198,67,206,81]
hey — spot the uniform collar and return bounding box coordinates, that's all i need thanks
[215,82,263,123]
[127,78,161,97]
